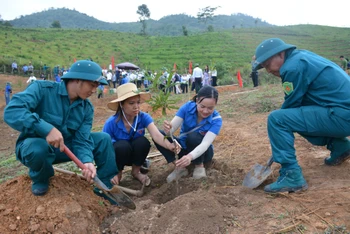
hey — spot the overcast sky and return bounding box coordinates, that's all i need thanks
[1,0,349,28]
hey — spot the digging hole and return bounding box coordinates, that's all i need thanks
[116,158,246,207]
[148,159,246,204]
[151,178,202,204]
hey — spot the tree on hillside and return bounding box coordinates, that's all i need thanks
[0,15,13,27]
[3,21,13,27]
[137,4,151,36]
[51,20,61,28]
[197,6,220,24]
[182,26,188,36]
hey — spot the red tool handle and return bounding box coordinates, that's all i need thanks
[63,145,87,170]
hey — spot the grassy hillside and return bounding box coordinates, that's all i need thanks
[0,25,349,85]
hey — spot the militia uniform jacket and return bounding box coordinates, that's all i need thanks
[4,80,96,164]
[280,48,350,120]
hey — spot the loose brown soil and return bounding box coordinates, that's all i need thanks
[0,74,349,234]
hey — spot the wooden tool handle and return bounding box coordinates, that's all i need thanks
[54,167,144,197]
[63,146,87,170]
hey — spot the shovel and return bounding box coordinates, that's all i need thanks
[242,156,274,189]
[63,145,136,209]
[54,167,145,197]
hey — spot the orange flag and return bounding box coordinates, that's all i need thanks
[237,70,243,88]
[111,56,115,70]
[73,58,76,63]
[173,63,177,72]
[189,61,193,74]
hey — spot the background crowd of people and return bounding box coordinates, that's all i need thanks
[96,63,219,99]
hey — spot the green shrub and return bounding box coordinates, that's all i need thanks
[146,71,180,116]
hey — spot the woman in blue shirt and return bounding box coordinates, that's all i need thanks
[121,73,129,85]
[154,86,222,183]
[103,83,176,186]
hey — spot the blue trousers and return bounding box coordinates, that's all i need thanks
[268,106,350,169]
[5,92,11,105]
[154,131,213,165]
[16,132,118,188]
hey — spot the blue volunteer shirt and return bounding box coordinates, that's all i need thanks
[4,80,96,164]
[121,77,129,85]
[176,101,222,148]
[103,111,153,142]
[5,84,12,94]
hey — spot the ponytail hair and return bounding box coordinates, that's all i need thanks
[192,86,219,104]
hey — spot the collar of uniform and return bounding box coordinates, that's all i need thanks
[284,47,295,62]
[58,80,69,96]
[58,80,84,106]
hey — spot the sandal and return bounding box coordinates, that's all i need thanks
[133,172,151,186]
[140,159,151,174]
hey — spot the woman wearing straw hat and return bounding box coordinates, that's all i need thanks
[103,83,177,186]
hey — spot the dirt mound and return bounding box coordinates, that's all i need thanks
[100,158,245,234]
[0,174,112,233]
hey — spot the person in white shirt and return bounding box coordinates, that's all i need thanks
[173,72,182,94]
[181,74,190,93]
[102,69,108,77]
[192,64,203,93]
[137,72,143,88]
[211,67,218,86]
[106,70,113,87]
[12,61,18,74]
[129,72,137,84]
[26,74,37,84]
[28,63,34,74]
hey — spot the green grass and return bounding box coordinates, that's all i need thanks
[218,84,284,118]
[0,154,17,167]
[1,25,350,84]
[0,150,82,183]
[0,153,27,183]
[324,225,349,234]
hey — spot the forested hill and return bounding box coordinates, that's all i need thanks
[7,8,273,36]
